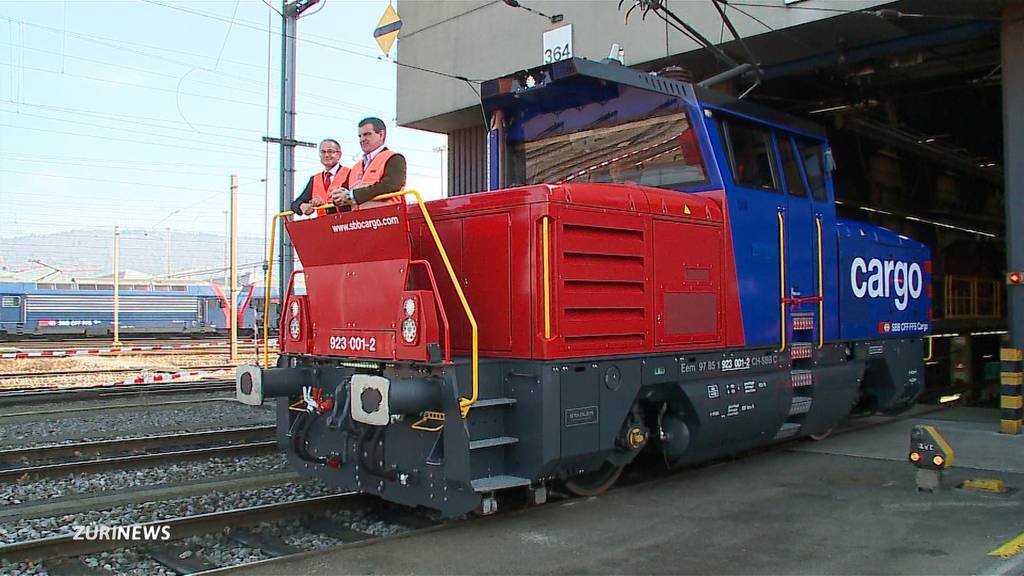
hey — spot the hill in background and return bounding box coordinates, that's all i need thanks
[0,228,268,281]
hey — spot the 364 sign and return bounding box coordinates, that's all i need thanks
[543,24,573,64]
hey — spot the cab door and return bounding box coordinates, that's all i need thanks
[773,133,819,346]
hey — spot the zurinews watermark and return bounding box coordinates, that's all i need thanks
[72,524,171,541]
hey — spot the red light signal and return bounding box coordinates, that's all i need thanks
[1010,271,1023,285]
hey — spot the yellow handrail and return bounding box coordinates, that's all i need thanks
[924,336,934,362]
[777,210,787,353]
[816,215,824,349]
[543,216,551,339]
[263,210,294,368]
[369,190,479,418]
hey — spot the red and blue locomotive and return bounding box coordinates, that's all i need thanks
[237,58,930,516]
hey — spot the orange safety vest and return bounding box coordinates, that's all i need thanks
[349,149,404,208]
[311,166,350,206]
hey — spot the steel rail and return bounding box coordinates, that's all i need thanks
[0,493,370,565]
[0,380,235,407]
[0,441,277,482]
[0,397,242,419]
[0,425,276,465]
[0,364,238,379]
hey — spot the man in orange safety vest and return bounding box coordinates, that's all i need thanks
[291,139,349,215]
[330,117,406,210]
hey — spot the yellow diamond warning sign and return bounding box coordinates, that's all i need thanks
[374,4,402,57]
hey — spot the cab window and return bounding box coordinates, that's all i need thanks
[721,119,777,191]
[796,138,828,202]
[510,111,710,190]
[778,136,808,198]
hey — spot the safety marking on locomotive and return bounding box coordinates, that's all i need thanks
[720,380,767,395]
[681,351,779,376]
[709,403,755,419]
[564,406,598,427]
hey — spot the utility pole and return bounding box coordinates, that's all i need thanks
[433,145,448,197]
[229,175,239,362]
[112,226,121,346]
[165,227,171,277]
[263,0,319,319]
[223,210,229,286]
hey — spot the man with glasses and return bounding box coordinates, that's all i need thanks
[291,139,349,216]
[330,117,406,209]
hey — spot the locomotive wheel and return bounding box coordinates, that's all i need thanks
[563,462,624,497]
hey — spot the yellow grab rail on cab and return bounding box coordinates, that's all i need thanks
[369,190,479,418]
[263,210,294,368]
[777,210,786,353]
[543,216,551,339]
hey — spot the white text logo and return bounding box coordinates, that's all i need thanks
[72,524,171,541]
[331,216,400,233]
[850,257,924,311]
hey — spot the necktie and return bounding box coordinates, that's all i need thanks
[323,171,332,191]
[363,155,371,169]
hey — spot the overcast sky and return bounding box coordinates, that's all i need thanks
[0,0,447,256]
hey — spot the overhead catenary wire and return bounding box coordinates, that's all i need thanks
[709,0,760,73]
[0,99,440,155]
[0,16,393,94]
[0,4,446,246]
[620,0,740,70]
[212,0,242,70]
[139,0,487,84]
[725,2,1001,22]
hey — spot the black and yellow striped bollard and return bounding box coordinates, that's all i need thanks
[1001,347,1023,434]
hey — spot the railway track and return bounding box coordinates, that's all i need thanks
[0,493,442,573]
[0,402,958,573]
[2,337,261,350]
[0,425,276,478]
[0,441,276,482]
[0,364,237,379]
[0,380,236,408]
[0,494,364,566]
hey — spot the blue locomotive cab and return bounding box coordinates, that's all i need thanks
[0,284,28,338]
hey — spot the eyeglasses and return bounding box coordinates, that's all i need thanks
[320,149,340,155]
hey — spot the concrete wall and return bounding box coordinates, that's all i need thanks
[396,0,884,132]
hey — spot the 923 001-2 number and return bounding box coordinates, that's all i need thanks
[329,335,377,352]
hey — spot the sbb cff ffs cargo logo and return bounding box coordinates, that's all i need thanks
[850,257,924,311]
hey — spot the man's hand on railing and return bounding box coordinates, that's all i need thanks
[331,187,355,207]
